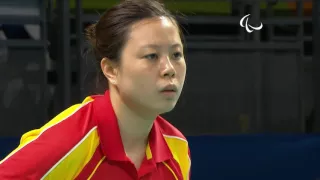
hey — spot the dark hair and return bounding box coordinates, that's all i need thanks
[85,0,184,93]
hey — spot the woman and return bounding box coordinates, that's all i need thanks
[0,0,190,179]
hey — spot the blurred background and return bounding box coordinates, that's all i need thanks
[0,0,319,179]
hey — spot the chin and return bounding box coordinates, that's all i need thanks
[156,102,177,114]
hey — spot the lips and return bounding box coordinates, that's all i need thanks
[161,84,178,92]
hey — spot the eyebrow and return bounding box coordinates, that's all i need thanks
[140,43,182,49]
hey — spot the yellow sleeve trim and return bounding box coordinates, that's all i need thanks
[42,127,100,180]
[163,135,190,180]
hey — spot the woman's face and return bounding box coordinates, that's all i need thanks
[115,16,186,116]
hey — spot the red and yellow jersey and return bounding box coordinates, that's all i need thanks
[0,91,191,180]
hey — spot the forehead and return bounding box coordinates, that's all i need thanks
[127,16,182,47]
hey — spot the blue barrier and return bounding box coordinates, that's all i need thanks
[0,137,19,160]
[188,135,320,180]
[1,135,320,180]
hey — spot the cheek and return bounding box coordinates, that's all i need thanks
[176,60,187,79]
[118,63,155,90]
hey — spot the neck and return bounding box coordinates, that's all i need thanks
[109,88,156,151]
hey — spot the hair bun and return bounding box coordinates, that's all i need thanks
[85,23,97,48]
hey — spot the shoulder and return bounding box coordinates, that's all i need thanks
[155,116,188,143]
[0,96,100,179]
[38,96,97,142]
[156,116,191,179]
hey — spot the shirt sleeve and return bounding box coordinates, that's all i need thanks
[188,147,191,179]
[0,100,95,180]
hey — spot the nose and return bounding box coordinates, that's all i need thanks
[160,56,176,78]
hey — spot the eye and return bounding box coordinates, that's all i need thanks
[144,53,158,60]
[172,52,183,60]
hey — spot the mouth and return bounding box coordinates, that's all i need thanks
[160,84,178,95]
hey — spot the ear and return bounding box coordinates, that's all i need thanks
[100,57,118,85]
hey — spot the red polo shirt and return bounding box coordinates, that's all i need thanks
[0,91,191,180]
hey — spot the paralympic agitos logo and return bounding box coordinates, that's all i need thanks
[240,14,263,33]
